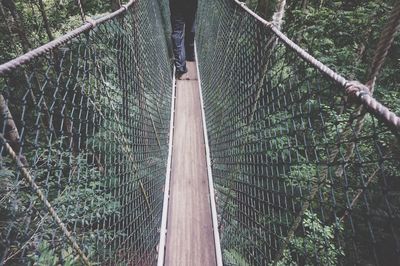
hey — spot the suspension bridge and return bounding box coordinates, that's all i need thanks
[0,0,399,265]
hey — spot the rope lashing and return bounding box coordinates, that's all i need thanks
[345,81,371,102]
[274,5,400,260]
[198,1,400,265]
[339,2,400,169]
[272,0,286,29]
[234,0,272,27]
[345,81,400,131]
[237,0,400,133]
[334,1,400,188]
[85,17,97,28]
[1,0,400,264]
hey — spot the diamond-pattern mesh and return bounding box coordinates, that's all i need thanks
[1,0,400,265]
[197,0,400,265]
[0,0,171,265]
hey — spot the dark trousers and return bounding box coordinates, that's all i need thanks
[169,0,198,73]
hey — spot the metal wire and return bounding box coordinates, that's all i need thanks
[1,0,400,264]
[197,0,400,265]
[0,0,171,264]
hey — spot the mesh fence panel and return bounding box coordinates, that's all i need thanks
[197,0,400,265]
[0,0,171,265]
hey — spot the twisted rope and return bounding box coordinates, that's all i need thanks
[0,134,91,266]
[272,0,286,30]
[345,81,400,131]
[233,0,400,133]
[274,10,400,257]
[234,1,400,263]
[248,0,287,123]
[0,0,136,75]
[76,0,86,22]
[337,2,400,176]
[367,1,400,90]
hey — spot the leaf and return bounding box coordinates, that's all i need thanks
[224,249,250,266]
[0,169,15,178]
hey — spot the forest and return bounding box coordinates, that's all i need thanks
[0,0,399,265]
[248,0,399,112]
[1,0,398,122]
[0,0,173,265]
[196,0,400,265]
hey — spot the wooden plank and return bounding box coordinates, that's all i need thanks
[164,63,216,265]
[177,62,198,80]
[186,61,198,80]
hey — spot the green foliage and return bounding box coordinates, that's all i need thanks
[284,0,400,112]
[224,249,251,266]
[0,146,121,263]
[272,211,344,265]
[28,240,76,266]
[0,0,113,63]
[285,163,317,188]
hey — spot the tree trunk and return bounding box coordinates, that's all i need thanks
[1,0,31,53]
[257,0,269,18]
[37,0,54,41]
[0,2,19,56]
[110,0,120,11]
[0,3,13,37]
[301,0,308,10]
[0,94,27,166]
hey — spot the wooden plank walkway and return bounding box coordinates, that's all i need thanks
[164,62,217,266]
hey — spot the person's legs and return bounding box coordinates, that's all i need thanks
[184,20,195,61]
[170,0,187,74]
[184,1,197,61]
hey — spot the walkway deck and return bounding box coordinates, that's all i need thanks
[164,62,217,266]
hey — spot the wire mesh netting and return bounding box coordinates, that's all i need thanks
[197,0,400,265]
[0,0,171,265]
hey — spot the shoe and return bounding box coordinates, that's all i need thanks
[175,70,188,80]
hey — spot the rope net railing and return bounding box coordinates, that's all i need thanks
[0,0,171,264]
[197,0,400,265]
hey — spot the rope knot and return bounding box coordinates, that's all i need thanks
[237,1,246,7]
[345,81,370,103]
[86,17,97,28]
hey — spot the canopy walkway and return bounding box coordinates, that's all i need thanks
[0,0,399,265]
[161,61,219,266]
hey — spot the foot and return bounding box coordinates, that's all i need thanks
[175,73,190,80]
[175,71,189,80]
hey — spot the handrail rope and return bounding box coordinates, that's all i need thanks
[0,2,133,259]
[313,0,400,223]
[233,0,400,132]
[340,1,400,162]
[232,1,400,263]
[0,134,92,266]
[217,5,398,253]
[0,0,136,75]
[273,3,400,261]
[234,0,347,86]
